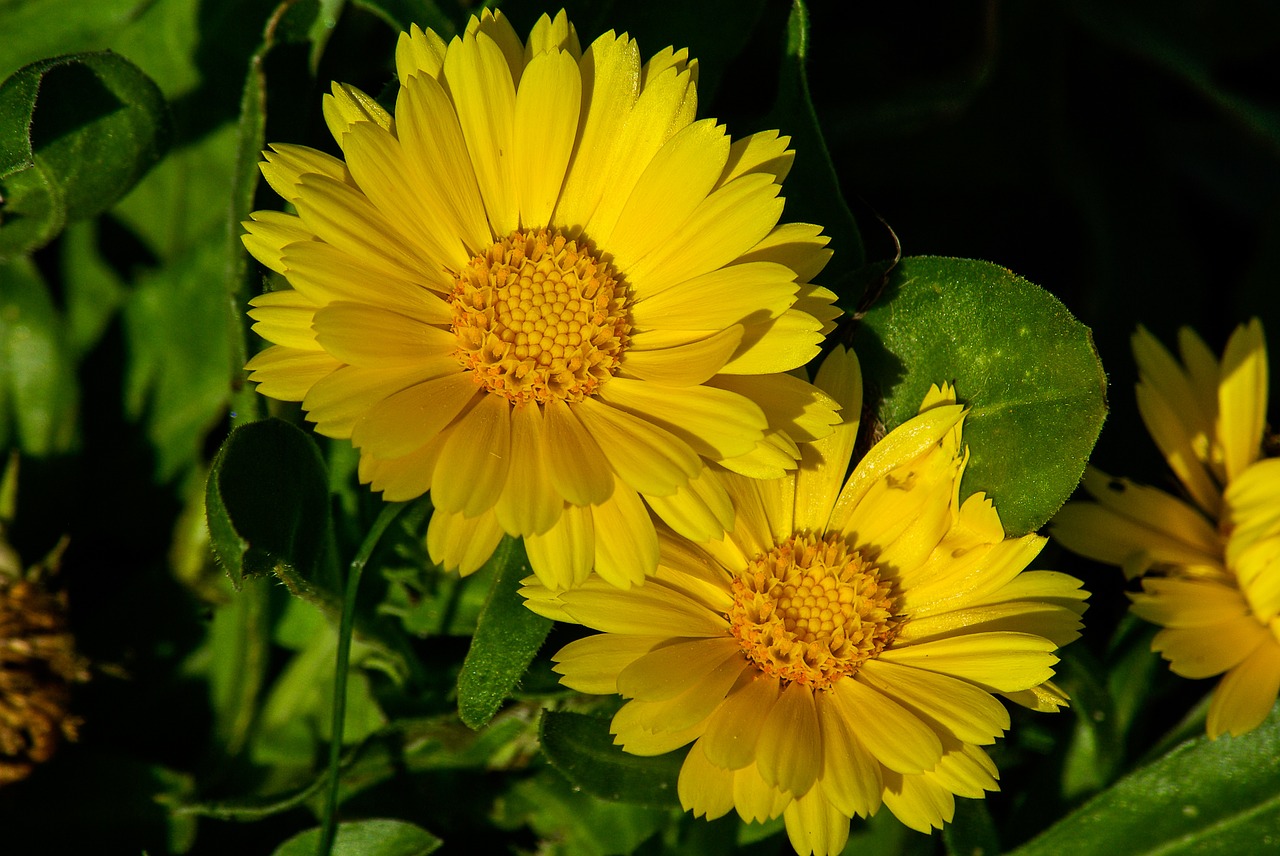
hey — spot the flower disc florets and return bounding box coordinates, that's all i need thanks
[450,228,631,405]
[728,532,899,689]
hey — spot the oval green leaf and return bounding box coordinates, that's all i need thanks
[205,418,330,589]
[853,256,1107,535]
[0,50,169,256]
[539,711,683,808]
[272,819,441,856]
[456,536,552,729]
[1009,706,1280,856]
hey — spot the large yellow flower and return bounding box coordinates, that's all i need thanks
[523,347,1086,855]
[1053,319,1280,738]
[240,10,841,590]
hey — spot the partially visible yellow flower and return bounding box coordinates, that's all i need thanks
[240,10,841,590]
[523,347,1085,855]
[1053,319,1280,738]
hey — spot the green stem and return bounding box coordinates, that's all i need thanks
[317,500,407,856]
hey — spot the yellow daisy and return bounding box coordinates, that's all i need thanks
[239,10,842,590]
[522,346,1086,855]
[1053,319,1280,738]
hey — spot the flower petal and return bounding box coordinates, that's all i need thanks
[432,391,512,517]
[513,48,581,228]
[1206,639,1280,738]
[552,633,665,694]
[755,681,822,796]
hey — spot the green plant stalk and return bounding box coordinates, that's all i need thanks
[317,500,407,856]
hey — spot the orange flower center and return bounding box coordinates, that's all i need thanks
[728,533,899,690]
[449,228,631,405]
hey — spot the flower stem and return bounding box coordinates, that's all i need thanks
[317,500,407,856]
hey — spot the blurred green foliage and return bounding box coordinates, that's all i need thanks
[0,0,1277,854]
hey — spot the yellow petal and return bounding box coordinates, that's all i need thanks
[248,290,319,350]
[323,82,392,146]
[259,143,349,203]
[281,240,452,318]
[351,373,478,459]
[794,346,861,532]
[573,397,700,497]
[879,632,1059,692]
[525,10,581,62]
[814,691,882,818]
[292,173,423,279]
[607,119,730,272]
[1206,639,1280,738]
[783,788,850,856]
[881,769,954,833]
[552,633,665,694]
[425,508,505,575]
[395,24,447,80]
[444,31,519,236]
[1151,618,1269,679]
[590,483,660,588]
[733,762,791,823]
[302,363,431,439]
[553,31,640,230]
[622,173,783,296]
[524,503,594,589]
[718,130,793,187]
[644,466,735,543]
[755,681,822,796]
[700,672,780,770]
[543,398,614,506]
[359,424,452,501]
[859,659,1010,745]
[617,637,745,701]
[598,377,766,461]
[242,210,315,274]
[611,657,746,745]
[432,391,512,517]
[395,71,492,255]
[311,302,456,368]
[632,262,797,334]
[513,48,581,229]
[465,8,525,87]
[551,578,729,637]
[1128,577,1251,628]
[342,121,469,272]
[738,222,831,285]
[245,346,340,401]
[622,326,744,387]
[830,677,943,774]
[678,739,736,820]
[1217,318,1267,482]
[494,404,562,536]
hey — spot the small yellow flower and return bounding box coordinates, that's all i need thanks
[523,347,1085,855]
[240,10,841,590]
[1053,319,1279,738]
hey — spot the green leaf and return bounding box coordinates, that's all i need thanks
[205,418,331,590]
[540,711,683,808]
[942,799,1000,856]
[0,256,78,455]
[272,819,442,856]
[853,256,1107,535]
[456,536,552,729]
[1008,706,1280,856]
[0,50,169,256]
[764,0,864,297]
[204,575,273,757]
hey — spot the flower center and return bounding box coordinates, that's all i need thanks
[728,533,899,690]
[449,228,631,405]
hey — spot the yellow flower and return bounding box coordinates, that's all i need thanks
[523,347,1085,855]
[240,10,841,590]
[1053,319,1280,738]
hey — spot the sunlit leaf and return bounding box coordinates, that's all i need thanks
[456,536,552,729]
[540,711,683,808]
[1009,706,1280,856]
[272,819,441,856]
[854,256,1107,535]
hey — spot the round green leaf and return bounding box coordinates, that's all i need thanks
[272,819,441,856]
[205,418,330,589]
[0,50,169,255]
[853,256,1107,535]
[539,711,683,808]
